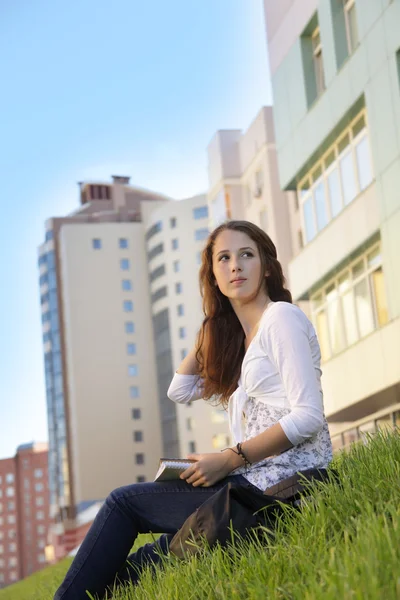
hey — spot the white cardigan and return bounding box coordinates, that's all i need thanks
[167,302,333,490]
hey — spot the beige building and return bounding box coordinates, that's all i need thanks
[263,0,400,446]
[141,195,231,457]
[38,177,230,552]
[207,106,298,282]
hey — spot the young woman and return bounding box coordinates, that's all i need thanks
[54,220,332,599]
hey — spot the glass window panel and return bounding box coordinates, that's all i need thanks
[303,197,316,242]
[312,294,323,310]
[315,310,331,361]
[327,167,342,218]
[338,133,350,154]
[326,288,346,354]
[371,267,388,326]
[376,415,394,432]
[340,151,357,205]
[354,278,374,337]
[367,247,381,269]
[355,136,373,190]
[324,149,335,169]
[352,259,365,279]
[342,428,358,447]
[352,115,365,137]
[338,272,350,293]
[312,165,322,182]
[341,290,359,345]
[347,3,359,50]
[314,180,328,230]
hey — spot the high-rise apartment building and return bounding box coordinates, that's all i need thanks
[207,106,298,284]
[38,177,230,559]
[0,442,50,589]
[263,0,400,445]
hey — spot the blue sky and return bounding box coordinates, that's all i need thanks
[0,0,272,459]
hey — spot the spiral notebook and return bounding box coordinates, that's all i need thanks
[154,458,196,482]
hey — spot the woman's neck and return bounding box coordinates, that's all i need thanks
[231,294,272,339]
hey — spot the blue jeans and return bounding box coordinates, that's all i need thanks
[54,474,254,599]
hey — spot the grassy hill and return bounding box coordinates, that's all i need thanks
[1,430,399,600]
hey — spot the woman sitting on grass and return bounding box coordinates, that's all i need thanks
[54,220,333,600]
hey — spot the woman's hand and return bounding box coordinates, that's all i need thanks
[180,451,241,487]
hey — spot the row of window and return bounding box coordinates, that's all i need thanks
[92,238,128,250]
[145,206,209,241]
[0,475,14,485]
[298,112,373,245]
[311,243,388,362]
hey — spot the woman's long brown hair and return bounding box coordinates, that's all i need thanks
[196,220,292,407]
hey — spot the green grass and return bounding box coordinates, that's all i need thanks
[2,430,399,600]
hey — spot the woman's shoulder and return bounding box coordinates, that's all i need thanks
[261,301,311,335]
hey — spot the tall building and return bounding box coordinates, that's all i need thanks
[263,0,400,445]
[38,177,230,559]
[207,106,298,285]
[0,443,50,589]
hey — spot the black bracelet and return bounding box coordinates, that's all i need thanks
[236,442,252,469]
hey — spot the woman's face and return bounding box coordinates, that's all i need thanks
[212,229,265,303]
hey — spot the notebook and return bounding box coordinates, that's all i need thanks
[154,458,196,482]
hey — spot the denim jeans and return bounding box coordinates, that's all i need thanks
[54,474,254,600]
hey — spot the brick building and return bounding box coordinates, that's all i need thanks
[0,442,50,588]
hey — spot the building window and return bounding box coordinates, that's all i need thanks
[119,238,128,249]
[147,243,164,261]
[312,27,325,97]
[122,279,132,291]
[188,441,196,453]
[125,321,135,334]
[7,501,15,511]
[123,300,134,312]
[301,15,325,106]
[298,111,373,244]
[195,228,209,241]
[128,364,138,377]
[6,488,14,497]
[177,304,184,316]
[36,511,45,520]
[35,497,44,507]
[133,431,143,442]
[135,453,145,465]
[179,327,186,339]
[120,258,130,270]
[193,206,208,219]
[146,221,162,241]
[132,408,141,420]
[311,242,388,362]
[343,0,358,54]
[175,282,182,294]
[181,349,188,359]
[173,260,180,273]
[5,474,14,484]
[170,217,177,228]
[130,386,139,398]
[92,239,102,250]
[7,515,16,525]
[171,238,179,250]
[136,475,146,482]
[212,434,231,449]
[127,343,136,355]
[186,417,194,431]
[149,264,166,283]
[151,286,167,303]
